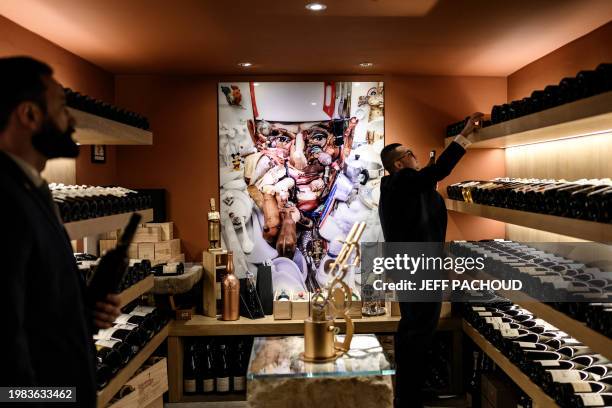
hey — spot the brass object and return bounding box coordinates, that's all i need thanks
[221,251,240,321]
[301,221,366,363]
[207,198,221,249]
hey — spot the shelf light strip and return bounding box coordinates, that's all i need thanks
[502,129,612,150]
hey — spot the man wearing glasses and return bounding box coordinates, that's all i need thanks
[379,112,482,408]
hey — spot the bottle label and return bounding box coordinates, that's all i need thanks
[130,310,149,317]
[233,376,246,392]
[537,360,559,367]
[216,377,230,392]
[500,328,519,338]
[472,307,486,311]
[114,314,135,325]
[95,327,119,340]
[517,342,536,349]
[95,339,120,349]
[114,324,137,331]
[184,379,196,393]
[572,382,592,392]
[549,370,582,382]
[578,394,604,406]
[132,306,155,314]
[538,276,563,283]
[485,317,503,323]
[478,312,493,317]
[203,378,214,393]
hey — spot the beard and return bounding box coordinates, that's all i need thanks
[31,117,79,159]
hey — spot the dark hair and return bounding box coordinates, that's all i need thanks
[0,56,53,131]
[380,143,402,173]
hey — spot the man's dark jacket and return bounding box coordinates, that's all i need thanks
[0,151,96,407]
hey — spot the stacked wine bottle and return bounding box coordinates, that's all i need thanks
[183,337,252,396]
[94,305,169,390]
[447,178,612,223]
[50,184,152,223]
[463,297,612,408]
[446,63,612,136]
[64,88,150,130]
[451,240,612,339]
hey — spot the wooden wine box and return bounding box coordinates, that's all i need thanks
[133,226,162,243]
[154,239,181,260]
[125,357,168,408]
[99,239,117,255]
[145,222,174,241]
[106,385,138,408]
[128,243,139,259]
[137,243,155,260]
[202,249,227,317]
[152,253,185,266]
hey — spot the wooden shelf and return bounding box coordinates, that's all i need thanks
[445,199,612,243]
[169,314,460,337]
[462,320,558,408]
[64,209,154,240]
[69,108,152,145]
[445,91,612,149]
[97,324,169,407]
[117,275,154,309]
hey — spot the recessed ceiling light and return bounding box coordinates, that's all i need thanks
[306,2,327,11]
[238,62,252,67]
[359,62,373,68]
[253,82,260,86]
[311,102,317,106]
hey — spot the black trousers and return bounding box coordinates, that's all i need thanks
[394,302,442,408]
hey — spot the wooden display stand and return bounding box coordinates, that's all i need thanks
[202,249,227,317]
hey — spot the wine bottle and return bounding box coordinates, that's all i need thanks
[114,314,154,341]
[215,344,230,394]
[222,252,240,321]
[202,343,215,394]
[96,362,112,390]
[95,342,122,375]
[184,342,197,395]
[569,392,612,407]
[96,324,143,353]
[231,340,247,393]
[129,305,166,333]
[95,338,132,368]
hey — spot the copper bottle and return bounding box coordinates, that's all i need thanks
[222,251,240,321]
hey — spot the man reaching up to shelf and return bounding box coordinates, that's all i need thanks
[379,112,483,408]
[0,56,121,407]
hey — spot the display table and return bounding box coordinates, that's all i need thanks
[246,334,394,408]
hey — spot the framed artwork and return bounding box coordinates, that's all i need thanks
[217,81,385,296]
[91,145,106,164]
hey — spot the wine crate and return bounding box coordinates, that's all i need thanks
[143,396,163,408]
[138,243,155,260]
[133,226,162,243]
[145,222,174,241]
[291,291,310,320]
[128,243,139,259]
[100,239,117,255]
[154,239,181,260]
[481,372,520,408]
[202,250,227,318]
[106,385,138,408]
[125,357,168,408]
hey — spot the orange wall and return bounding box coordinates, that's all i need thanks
[0,15,117,185]
[115,75,507,261]
[507,21,612,101]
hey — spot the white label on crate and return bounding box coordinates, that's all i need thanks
[184,379,196,393]
[537,360,560,367]
[549,370,582,382]
[500,328,519,338]
[95,339,120,348]
[517,342,537,349]
[114,314,135,325]
[572,382,592,392]
[578,394,604,406]
[478,312,493,317]
[233,376,246,392]
[216,377,230,393]
[472,307,486,311]
[202,379,214,393]
[132,306,155,314]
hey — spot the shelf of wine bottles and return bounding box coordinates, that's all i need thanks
[463,297,612,408]
[95,307,170,407]
[76,254,156,307]
[452,241,612,347]
[52,184,153,223]
[445,199,611,243]
[448,179,611,224]
[65,88,150,130]
[182,337,252,401]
